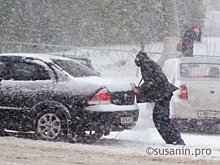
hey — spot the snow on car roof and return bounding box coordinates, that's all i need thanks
[0,53,79,63]
[167,56,220,64]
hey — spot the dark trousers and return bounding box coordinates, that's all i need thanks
[153,94,184,145]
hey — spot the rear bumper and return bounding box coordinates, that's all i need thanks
[82,104,139,131]
[173,118,220,125]
[170,99,199,119]
[173,118,220,133]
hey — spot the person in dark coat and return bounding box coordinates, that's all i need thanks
[131,51,185,145]
[181,23,201,56]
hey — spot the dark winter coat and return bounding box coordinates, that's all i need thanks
[181,29,201,56]
[135,52,178,102]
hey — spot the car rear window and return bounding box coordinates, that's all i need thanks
[64,56,94,70]
[52,59,99,77]
[180,63,220,79]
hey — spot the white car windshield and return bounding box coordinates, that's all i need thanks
[52,59,99,77]
[180,63,220,79]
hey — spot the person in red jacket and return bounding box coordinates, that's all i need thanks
[181,23,201,56]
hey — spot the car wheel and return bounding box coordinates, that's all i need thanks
[76,130,103,143]
[35,112,67,141]
[0,129,5,136]
[215,123,220,134]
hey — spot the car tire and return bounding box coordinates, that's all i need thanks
[0,129,5,136]
[35,112,67,142]
[214,123,220,134]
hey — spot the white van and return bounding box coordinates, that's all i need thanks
[163,56,220,133]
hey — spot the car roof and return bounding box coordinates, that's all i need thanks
[0,53,79,63]
[64,55,91,61]
[166,56,220,64]
[49,53,89,59]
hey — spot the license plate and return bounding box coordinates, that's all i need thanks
[121,116,133,124]
[197,110,220,118]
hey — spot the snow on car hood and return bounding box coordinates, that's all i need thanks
[0,76,131,97]
[71,76,132,92]
[1,79,103,97]
[56,77,104,95]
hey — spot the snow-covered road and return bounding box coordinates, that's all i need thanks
[0,134,220,165]
[1,102,220,165]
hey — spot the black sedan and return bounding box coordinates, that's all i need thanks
[0,53,139,143]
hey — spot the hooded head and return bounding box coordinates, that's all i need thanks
[191,22,199,30]
[134,51,149,67]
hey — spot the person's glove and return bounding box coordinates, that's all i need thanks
[130,82,139,93]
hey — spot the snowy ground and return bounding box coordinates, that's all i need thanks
[0,135,220,165]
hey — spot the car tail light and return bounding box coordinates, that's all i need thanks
[88,88,111,105]
[179,84,188,99]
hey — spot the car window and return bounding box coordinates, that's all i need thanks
[63,55,94,70]
[0,58,12,80]
[180,63,220,79]
[10,62,50,81]
[52,59,99,77]
[0,61,6,76]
